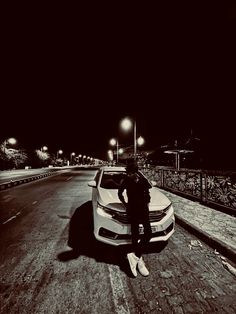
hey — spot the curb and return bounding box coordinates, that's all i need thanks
[175,214,236,264]
[0,172,56,191]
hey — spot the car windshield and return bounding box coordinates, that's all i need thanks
[100,171,126,189]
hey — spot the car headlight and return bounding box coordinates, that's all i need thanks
[97,203,113,218]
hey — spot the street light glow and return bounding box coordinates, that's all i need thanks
[108,150,113,160]
[120,117,137,160]
[109,138,116,146]
[8,138,17,145]
[120,118,132,131]
[137,136,145,146]
[109,138,119,163]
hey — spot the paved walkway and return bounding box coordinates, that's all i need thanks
[161,189,236,264]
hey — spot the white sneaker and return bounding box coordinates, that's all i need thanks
[137,257,149,276]
[127,253,139,277]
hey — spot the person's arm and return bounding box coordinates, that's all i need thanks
[143,177,151,203]
[118,179,128,207]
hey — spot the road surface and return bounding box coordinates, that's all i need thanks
[0,169,235,313]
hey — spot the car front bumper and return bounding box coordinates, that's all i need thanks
[93,205,175,246]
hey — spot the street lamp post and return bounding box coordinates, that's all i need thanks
[134,121,137,161]
[120,118,141,161]
[70,152,75,164]
[109,138,119,164]
[108,150,113,162]
[57,149,63,159]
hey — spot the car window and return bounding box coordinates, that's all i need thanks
[100,171,126,189]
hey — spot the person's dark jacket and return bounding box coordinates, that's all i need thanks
[118,173,151,217]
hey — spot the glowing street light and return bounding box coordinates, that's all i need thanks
[120,117,137,160]
[120,118,132,131]
[2,137,17,152]
[120,118,145,161]
[137,136,145,146]
[108,150,113,161]
[57,149,63,159]
[70,152,75,164]
[41,146,48,152]
[7,138,17,145]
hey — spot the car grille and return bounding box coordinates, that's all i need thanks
[107,207,169,224]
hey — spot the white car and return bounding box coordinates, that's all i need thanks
[88,166,175,246]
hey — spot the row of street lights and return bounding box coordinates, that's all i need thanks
[1,138,98,169]
[56,151,94,164]
[109,117,145,163]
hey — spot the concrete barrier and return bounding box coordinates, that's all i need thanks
[0,172,56,191]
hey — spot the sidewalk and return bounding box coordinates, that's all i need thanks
[161,189,236,264]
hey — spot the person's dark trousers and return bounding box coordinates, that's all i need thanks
[130,206,152,258]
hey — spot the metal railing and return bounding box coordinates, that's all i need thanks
[142,166,236,214]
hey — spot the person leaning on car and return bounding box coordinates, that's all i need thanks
[118,161,152,277]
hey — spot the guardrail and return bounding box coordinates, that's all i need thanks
[0,172,56,191]
[142,166,236,215]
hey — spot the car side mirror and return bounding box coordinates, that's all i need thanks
[151,180,157,187]
[88,180,97,188]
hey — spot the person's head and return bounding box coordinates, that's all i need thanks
[125,161,139,175]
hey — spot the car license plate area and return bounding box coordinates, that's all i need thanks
[139,226,158,234]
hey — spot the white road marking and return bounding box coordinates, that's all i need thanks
[108,265,130,314]
[66,176,73,181]
[2,195,14,202]
[2,211,21,225]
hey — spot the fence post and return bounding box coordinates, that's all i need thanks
[161,168,164,188]
[200,172,203,202]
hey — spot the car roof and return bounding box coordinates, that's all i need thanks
[101,166,126,172]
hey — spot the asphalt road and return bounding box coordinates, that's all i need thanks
[0,169,235,313]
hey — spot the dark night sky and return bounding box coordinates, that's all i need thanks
[1,3,235,162]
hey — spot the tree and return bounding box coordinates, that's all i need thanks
[0,145,28,169]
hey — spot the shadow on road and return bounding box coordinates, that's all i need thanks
[57,200,168,277]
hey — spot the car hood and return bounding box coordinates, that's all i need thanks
[98,187,171,211]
